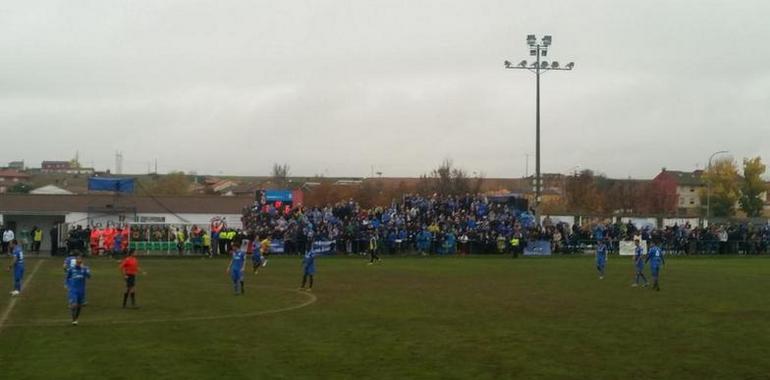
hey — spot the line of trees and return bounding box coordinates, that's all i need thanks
[549,156,767,217]
[704,156,766,217]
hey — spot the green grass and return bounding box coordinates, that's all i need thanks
[1,255,769,380]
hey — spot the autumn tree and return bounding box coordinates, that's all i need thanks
[739,156,767,217]
[600,179,644,214]
[355,180,380,208]
[140,171,192,196]
[565,170,603,213]
[700,158,740,217]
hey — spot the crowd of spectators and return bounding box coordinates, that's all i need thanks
[52,193,770,257]
[584,220,770,255]
[241,193,770,256]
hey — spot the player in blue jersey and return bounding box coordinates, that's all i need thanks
[8,240,25,296]
[227,245,246,295]
[595,239,608,279]
[300,248,316,291]
[645,241,665,291]
[631,239,648,287]
[66,256,91,325]
[63,252,78,271]
[62,251,83,304]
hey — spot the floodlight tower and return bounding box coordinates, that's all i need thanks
[504,34,574,224]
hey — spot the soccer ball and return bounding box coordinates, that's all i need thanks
[10,290,20,296]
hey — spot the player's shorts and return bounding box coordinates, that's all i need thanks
[125,274,136,288]
[14,266,25,280]
[596,260,606,267]
[650,265,660,277]
[635,263,644,272]
[252,255,263,265]
[68,290,85,305]
[230,270,243,282]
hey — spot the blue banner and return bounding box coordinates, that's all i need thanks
[88,177,135,193]
[264,190,293,202]
[311,240,335,255]
[269,239,285,253]
[523,240,552,256]
[266,239,334,254]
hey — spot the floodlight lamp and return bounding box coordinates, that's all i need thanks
[551,61,559,69]
[518,60,527,67]
[566,62,575,69]
[527,34,536,45]
[504,60,512,68]
[542,35,552,46]
[541,49,547,57]
[529,49,537,56]
[541,61,548,69]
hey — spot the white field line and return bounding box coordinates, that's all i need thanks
[4,286,317,327]
[0,259,45,332]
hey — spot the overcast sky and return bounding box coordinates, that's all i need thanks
[1,0,768,179]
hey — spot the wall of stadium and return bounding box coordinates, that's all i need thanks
[64,212,243,229]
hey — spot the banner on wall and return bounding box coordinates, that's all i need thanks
[619,240,647,256]
[269,239,285,253]
[523,240,552,256]
[311,240,335,254]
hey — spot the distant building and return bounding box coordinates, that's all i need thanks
[651,169,705,216]
[41,161,95,174]
[29,185,75,195]
[7,161,24,170]
[0,169,31,194]
[41,161,71,172]
[211,179,239,194]
[0,169,30,183]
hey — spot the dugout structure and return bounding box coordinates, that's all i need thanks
[126,222,208,255]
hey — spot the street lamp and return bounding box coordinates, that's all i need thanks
[504,34,574,224]
[706,150,729,221]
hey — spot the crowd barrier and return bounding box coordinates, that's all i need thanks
[62,235,770,257]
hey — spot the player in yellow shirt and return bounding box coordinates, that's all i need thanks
[259,236,271,267]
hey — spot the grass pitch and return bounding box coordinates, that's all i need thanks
[1,255,769,380]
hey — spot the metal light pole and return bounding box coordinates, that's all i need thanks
[706,150,729,221]
[505,35,574,224]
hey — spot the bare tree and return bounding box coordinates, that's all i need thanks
[271,163,290,187]
[420,159,475,196]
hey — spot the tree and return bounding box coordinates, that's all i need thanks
[701,158,740,217]
[419,160,474,196]
[140,171,192,196]
[271,163,290,187]
[600,179,644,214]
[8,183,31,194]
[739,156,767,217]
[565,170,603,213]
[355,180,379,208]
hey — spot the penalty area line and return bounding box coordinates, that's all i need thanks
[0,259,45,333]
